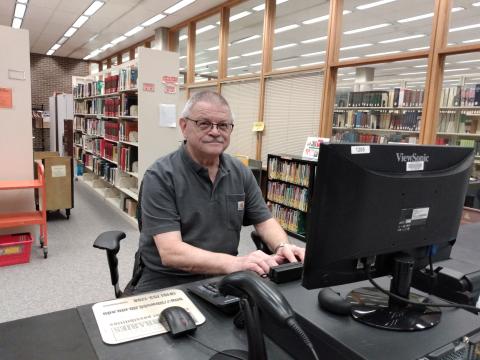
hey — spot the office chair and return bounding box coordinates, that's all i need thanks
[93,182,272,298]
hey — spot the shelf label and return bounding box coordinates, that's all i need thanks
[143,83,155,92]
[397,207,429,232]
[406,161,424,172]
[351,145,370,155]
[51,165,66,177]
[0,88,13,109]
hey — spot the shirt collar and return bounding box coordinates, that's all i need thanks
[180,142,230,176]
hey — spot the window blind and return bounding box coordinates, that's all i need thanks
[221,80,260,160]
[262,72,323,163]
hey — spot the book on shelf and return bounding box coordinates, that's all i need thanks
[120,121,138,142]
[119,65,138,91]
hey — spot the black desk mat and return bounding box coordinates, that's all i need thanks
[0,308,97,360]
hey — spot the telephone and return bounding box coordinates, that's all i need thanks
[218,271,319,360]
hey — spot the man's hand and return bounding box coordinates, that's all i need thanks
[275,243,305,263]
[227,250,283,276]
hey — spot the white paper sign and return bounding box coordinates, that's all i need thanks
[302,137,330,160]
[92,288,205,344]
[351,145,370,155]
[159,104,177,128]
[51,165,66,177]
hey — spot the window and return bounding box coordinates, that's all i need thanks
[195,14,220,83]
[227,0,264,77]
[178,27,187,84]
[273,0,328,71]
[449,1,480,46]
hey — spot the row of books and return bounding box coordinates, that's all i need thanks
[74,132,83,147]
[122,95,138,116]
[123,198,138,218]
[438,112,480,134]
[91,158,117,185]
[120,121,138,142]
[73,81,104,98]
[440,85,480,108]
[268,158,311,187]
[119,146,138,173]
[104,121,120,141]
[104,141,118,162]
[335,88,425,108]
[436,138,480,154]
[104,98,121,117]
[334,110,421,131]
[332,130,418,144]
[267,182,309,212]
[119,66,138,91]
[270,203,306,235]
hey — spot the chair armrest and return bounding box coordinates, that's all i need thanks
[250,231,272,255]
[93,231,126,254]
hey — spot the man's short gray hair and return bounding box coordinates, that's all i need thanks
[181,90,234,121]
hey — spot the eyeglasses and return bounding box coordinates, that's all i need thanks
[185,117,234,133]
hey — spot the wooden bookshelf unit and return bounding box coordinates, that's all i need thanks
[0,161,48,258]
[266,154,317,241]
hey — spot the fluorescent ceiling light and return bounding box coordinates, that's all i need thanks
[232,34,261,44]
[450,23,480,32]
[17,0,28,3]
[398,7,463,23]
[12,18,22,29]
[344,23,390,35]
[462,38,480,44]
[301,36,327,44]
[444,68,470,72]
[414,65,428,68]
[142,14,166,27]
[300,61,324,67]
[301,51,326,57]
[457,59,480,63]
[230,11,251,22]
[111,36,127,45]
[164,0,196,15]
[341,77,356,81]
[83,54,93,60]
[356,0,396,10]
[207,45,219,51]
[339,56,360,61]
[51,44,61,50]
[64,27,77,37]
[125,26,144,37]
[274,24,299,34]
[179,55,187,60]
[14,3,27,18]
[90,49,101,57]
[473,2,480,6]
[253,0,288,11]
[276,66,297,71]
[196,25,216,34]
[250,62,261,66]
[179,35,188,41]
[101,43,114,51]
[57,37,68,45]
[195,60,218,67]
[46,50,55,56]
[379,34,425,43]
[84,1,104,16]
[72,15,89,28]
[231,65,248,70]
[228,56,240,60]
[399,71,427,75]
[303,10,352,25]
[273,43,297,50]
[377,67,405,71]
[408,46,429,51]
[242,50,262,57]
[340,43,372,50]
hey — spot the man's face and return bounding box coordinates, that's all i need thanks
[180,101,233,159]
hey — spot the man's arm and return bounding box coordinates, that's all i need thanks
[254,218,305,262]
[154,231,282,276]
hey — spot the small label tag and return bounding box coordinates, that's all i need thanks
[238,201,245,211]
[406,161,424,172]
[412,207,429,220]
[351,145,370,154]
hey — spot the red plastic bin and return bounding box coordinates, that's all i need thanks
[0,233,33,267]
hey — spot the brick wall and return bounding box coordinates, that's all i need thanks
[30,53,89,109]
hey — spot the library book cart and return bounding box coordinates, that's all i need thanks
[266,154,317,241]
[0,161,48,259]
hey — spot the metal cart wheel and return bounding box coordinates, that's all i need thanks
[39,235,44,248]
[66,209,70,219]
[43,247,48,259]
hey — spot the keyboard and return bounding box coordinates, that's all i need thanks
[186,280,240,315]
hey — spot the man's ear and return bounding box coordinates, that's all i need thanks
[179,118,187,136]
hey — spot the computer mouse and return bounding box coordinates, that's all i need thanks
[159,306,197,337]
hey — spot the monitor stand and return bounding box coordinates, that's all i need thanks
[346,255,441,331]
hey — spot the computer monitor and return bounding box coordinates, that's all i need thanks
[302,143,474,331]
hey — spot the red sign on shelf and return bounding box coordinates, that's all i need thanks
[143,83,155,92]
[162,75,178,94]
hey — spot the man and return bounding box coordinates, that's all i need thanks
[132,91,304,294]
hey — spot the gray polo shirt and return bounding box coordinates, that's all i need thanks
[139,144,272,275]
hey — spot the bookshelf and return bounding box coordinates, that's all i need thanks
[266,154,317,241]
[72,48,181,222]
